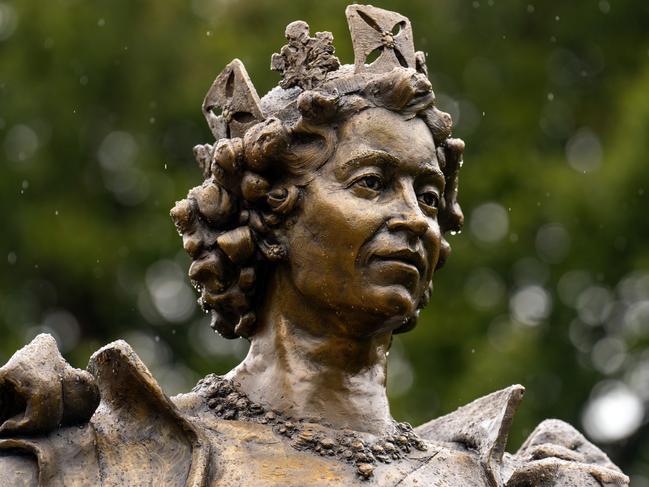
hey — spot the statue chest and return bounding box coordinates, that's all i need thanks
[201,420,493,487]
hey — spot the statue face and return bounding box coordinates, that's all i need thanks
[283,108,444,337]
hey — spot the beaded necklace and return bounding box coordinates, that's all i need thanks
[193,374,428,479]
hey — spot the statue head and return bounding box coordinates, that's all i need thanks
[171,5,464,340]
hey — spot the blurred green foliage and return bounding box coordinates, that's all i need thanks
[1,0,648,481]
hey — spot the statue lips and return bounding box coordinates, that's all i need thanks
[368,247,427,286]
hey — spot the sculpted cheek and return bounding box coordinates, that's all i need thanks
[308,184,382,240]
[424,224,442,277]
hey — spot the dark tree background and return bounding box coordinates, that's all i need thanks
[1,0,648,481]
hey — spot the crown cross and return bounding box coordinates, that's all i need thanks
[202,59,264,140]
[345,4,416,74]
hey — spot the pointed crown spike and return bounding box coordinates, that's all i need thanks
[345,4,416,74]
[202,59,264,140]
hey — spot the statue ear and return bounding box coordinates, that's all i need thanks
[256,185,301,262]
[267,185,300,215]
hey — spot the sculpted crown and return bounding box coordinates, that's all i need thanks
[201,4,431,142]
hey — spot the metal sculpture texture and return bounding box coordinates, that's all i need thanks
[0,5,629,486]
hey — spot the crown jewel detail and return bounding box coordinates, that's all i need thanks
[271,20,341,90]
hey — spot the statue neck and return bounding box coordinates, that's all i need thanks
[226,267,395,436]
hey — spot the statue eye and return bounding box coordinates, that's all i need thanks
[418,191,439,209]
[354,175,384,191]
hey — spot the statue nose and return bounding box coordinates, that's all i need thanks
[387,213,428,236]
[386,187,428,237]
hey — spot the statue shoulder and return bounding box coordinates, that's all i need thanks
[504,418,629,486]
[0,335,211,487]
[415,384,525,486]
[414,386,629,486]
[0,334,99,437]
[85,340,210,486]
[0,334,102,486]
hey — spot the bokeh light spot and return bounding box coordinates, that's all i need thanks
[470,202,509,243]
[566,128,603,173]
[510,285,552,326]
[582,381,644,442]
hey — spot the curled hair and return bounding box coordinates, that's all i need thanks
[171,67,464,339]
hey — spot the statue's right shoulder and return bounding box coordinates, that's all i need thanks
[86,339,211,486]
[0,333,102,486]
[0,334,99,437]
[0,335,211,487]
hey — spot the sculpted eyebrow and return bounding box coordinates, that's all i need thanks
[420,165,446,190]
[336,150,399,178]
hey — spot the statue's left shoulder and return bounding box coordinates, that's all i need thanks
[415,386,629,487]
[415,384,525,486]
[504,418,629,486]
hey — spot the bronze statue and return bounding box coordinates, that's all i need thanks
[0,5,629,486]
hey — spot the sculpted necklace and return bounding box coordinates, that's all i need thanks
[193,374,428,480]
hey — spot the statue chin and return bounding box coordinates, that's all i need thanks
[0,3,630,486]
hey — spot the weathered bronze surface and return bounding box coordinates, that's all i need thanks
[0,5,629,486]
